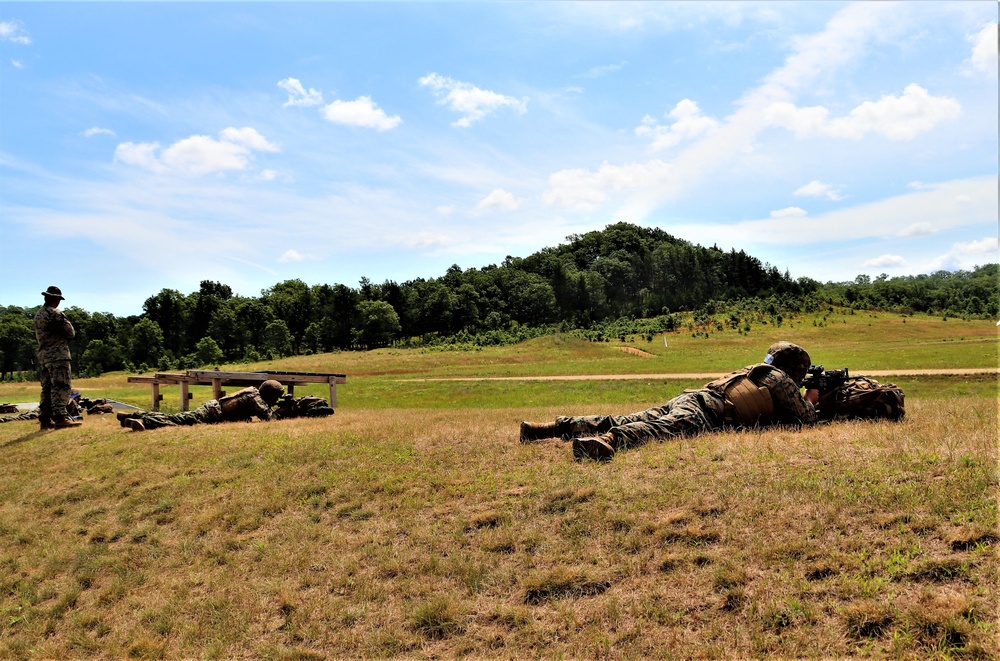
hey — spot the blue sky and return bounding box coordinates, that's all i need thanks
[1,1,997,317]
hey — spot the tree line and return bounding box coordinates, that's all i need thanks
[2,222,997,379]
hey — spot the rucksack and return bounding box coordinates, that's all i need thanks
[820,376,905,422]
[274,395,334,419]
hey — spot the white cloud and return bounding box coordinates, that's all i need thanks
[897,222,936,237]
[11,59,23,69]
[927,237,1000,272]
[419,73,527,127]
[114,127,279,176]
[0,20,31,45]
[545,3,901,217]
[668,176,997,247]
[635,99,720,151]
[968,22,998,74]
[475,188,520,213]
[278,77,323,107]
[765,84,961,141]
[545,159,673,211]
[322,96,402,131]
[278,249,305,263]
[578,61,627,78]
[770,206,807,218]
[219,127,280,152]
[259,169,278,182]
[83,127,116,138]
[793,180,843,201]
[864,254,907,268]
[407,231,450,248]
[435,205,456,216]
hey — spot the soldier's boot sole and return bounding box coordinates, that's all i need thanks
[572,436,616,462]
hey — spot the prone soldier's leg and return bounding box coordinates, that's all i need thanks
[557,402,675,439]
[607,393,718,451]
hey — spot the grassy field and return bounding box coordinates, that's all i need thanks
[0,313,997,658]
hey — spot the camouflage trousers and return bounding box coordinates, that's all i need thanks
[135,401,223,430]
[556,390,726,451]
[0,410,40,424]
[39,360,73,419]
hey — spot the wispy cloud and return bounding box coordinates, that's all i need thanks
[794,180,843,201]
[669,176,997,247]
[635,99,720,152]
[967,22,998,74]
[83,127,116,138]
[927,237,999,272]
[475,188,520,213]
[114,127,279,176]
[771,206,807,218]
[0,20,31,45]
[577,61,627,78]
[864,254,906,268]
[278,77,323,107]
[322,96,402,131]
[545,2,905,214]
[419,73,527,127]
[897,222,936,238]
[278,249,306,263]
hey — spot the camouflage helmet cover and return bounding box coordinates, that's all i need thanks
[258,380,285,406]
[764,342,811,382]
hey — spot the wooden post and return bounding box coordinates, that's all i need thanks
[328,377,337,409]
[212,379,223,400]
[151,381,160,411]
[180,381,190,411]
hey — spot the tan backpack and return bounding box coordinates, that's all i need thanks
[819,376,905,421]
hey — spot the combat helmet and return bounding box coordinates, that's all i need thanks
[764,342,811,383]
[258,380,285,406]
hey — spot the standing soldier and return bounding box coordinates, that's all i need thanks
[34,286,82,429]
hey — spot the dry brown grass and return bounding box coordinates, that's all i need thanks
[0,395,996,658]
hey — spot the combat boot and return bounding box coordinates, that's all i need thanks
[117,411,140,428]
[572,435,616,462]
[519,421,560,443]
[127,419,146,432]
[39,417,55,430]
[51,415,83,429]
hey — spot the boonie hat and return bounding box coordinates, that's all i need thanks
[41,286,65,300]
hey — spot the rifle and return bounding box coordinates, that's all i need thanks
[799,365,850,398]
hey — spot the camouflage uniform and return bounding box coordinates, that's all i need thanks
[126,386,274,430]
[558,364,816,452]
[34,300,76,420]
[0,410,41,424]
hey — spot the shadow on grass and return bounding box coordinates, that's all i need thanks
[1,428,53,448]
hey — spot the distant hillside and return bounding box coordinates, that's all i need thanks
[1,222,997,378]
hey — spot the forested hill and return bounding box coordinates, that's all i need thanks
[1,222,997,378]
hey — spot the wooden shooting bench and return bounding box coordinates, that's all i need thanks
[127,369,347,412]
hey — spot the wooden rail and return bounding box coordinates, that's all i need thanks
[127,370,346,412]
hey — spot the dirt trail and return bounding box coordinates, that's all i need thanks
[411,368,998,382]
